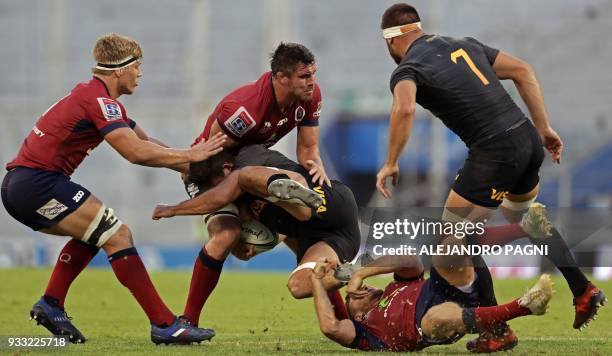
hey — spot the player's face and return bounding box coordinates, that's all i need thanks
[347,285,384,319]
[118,60,142,95]
[288,63,317,101]
[385,39,403,65]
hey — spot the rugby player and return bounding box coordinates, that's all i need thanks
[310,247,554,352]
[374,3,605,351]
[1,33,224,344]
[179,43,338,328]
[153,145,360,321]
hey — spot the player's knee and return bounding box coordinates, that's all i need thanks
[421,303,462,340]
[286,171,308,187]
[103,224,133,250]
[207,219,241,242]
[81,205,126,249]
[287,274,311,299]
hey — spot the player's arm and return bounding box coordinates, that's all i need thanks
[132,124,190,173]
[210,120,240,148]
[105,128,226,168]
[312,261,356,347]
[492,52,563,163]
[152,170,243,219]
[376,80,417,198]
[297,126,330,187]
[346,255,423,298]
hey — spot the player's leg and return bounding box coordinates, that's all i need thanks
[421,274,553,343]
[183,214,241,326]
[238,166,323,209]
[287,241,350,320]
[47,195,215,343]
[287,242,343,299]
[504,185,605,329]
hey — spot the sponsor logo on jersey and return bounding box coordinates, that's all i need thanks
[313,101,323,118]
[490,188,509,202]
[277,118,288,127]
[36,199,68,220]
[97,98,123,121]
[295,106,306,123]
[312,186,327,213]
[32,125,45,137]
[258,121,272,134]
[224,106,256,137]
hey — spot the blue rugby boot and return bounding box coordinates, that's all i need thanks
[29,297,86,343]
[151,317,215,345]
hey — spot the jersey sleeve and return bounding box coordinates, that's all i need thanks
[87,96,130,136]
[389,62,420,93]
[299,84,322,127]
[466,37,500,65]
[349,320,388,351]
[215,101,258,140]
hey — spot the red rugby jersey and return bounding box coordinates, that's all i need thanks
[353,278,428,351]
[192,71,322,147]
[7,77,135,176]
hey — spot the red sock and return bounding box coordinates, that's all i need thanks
[478,224,526,246]
[108,248,175,326]
[44,239,99,308]
[182,248,223,326]
[463,299,530,332]
[328,290,349,320]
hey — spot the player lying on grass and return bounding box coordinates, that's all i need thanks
[310,240,554,352]
[152,144,361,324]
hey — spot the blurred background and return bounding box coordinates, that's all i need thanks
[1,0,610,274]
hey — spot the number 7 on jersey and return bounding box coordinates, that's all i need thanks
[450,48,490,85]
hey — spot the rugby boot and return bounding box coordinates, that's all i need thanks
[518,274,554,315]
[151,316,215,345]
[520,203,553,240]
[267,178,323,209]
[466,326,518,353]
[573,282,607,330]
[29,297,86,343]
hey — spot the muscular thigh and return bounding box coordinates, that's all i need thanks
[2,167,95,236]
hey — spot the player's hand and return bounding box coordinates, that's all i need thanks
[152,204,175,220]
[189,132,227,163]
[231,241,255,261]
[538,127,563,164]
[376,163,400,199]
[346,275,368,299]
[306,160,331,187]
[313,259,333,279]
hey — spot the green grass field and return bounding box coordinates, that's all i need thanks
[0,268,610,355]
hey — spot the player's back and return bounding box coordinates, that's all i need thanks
[7,78,131,176]
[391,35,526,146]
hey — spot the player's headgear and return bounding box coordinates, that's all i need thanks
[381,3,422,39]
[92,33,142,71]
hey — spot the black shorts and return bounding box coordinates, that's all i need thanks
[1,167,91,231]
[453,120,545,207]
[260,180,361,263]
[415,267,479,341]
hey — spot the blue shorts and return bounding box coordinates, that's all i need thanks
[1,167,91,231]
[415,267,480,338]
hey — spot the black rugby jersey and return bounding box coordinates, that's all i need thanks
[390,35,527,146]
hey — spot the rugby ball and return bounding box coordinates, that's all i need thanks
[240,219,279,254]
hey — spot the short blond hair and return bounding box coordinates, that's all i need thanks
[92,33,142,74]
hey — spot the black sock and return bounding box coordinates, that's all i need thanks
[43,295,61,308]
[472,255,498,307]
[531,227,589,297]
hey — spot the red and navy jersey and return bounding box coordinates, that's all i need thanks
[7,77,136,176]
[351,277,427,352]
[193,71,322,148]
